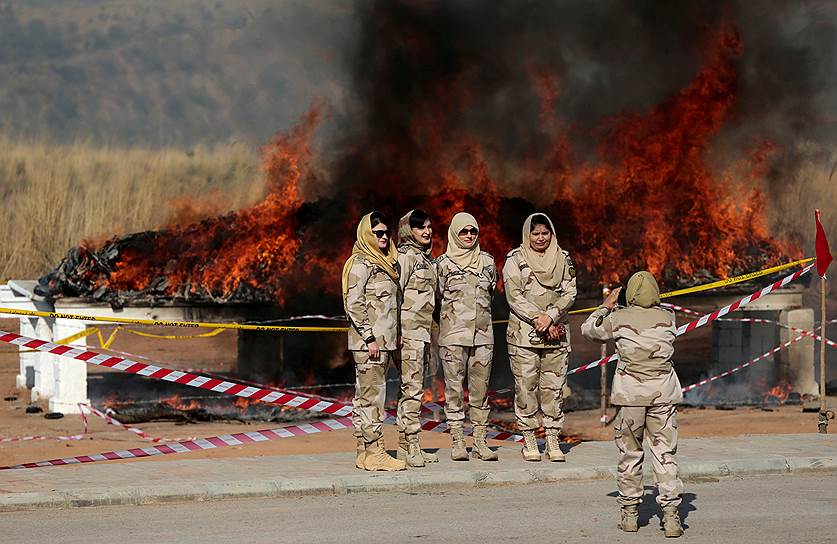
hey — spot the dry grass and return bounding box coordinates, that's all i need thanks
[0,135,265,280]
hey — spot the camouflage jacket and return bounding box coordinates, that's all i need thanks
[344,255,401,352]
[581,305,683,406]
[397,246,437,342]
[435,252,496,347]
[503,248,576,350]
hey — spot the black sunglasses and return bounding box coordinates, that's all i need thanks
[459,227,479,236]
[372,229,389,239]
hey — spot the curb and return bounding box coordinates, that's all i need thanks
[1,455,834,511]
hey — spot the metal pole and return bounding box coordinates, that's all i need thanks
[819,277,828,433]
[600,285,610,427]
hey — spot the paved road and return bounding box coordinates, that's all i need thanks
[2,473,835,543]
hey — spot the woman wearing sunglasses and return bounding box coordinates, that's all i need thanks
[342,211,406,471]
[436,212,499,461]
[394,209,439,467]
[503,213,577,462]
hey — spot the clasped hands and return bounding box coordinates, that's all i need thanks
[534,314,565,341]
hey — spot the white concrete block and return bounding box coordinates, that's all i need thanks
[47,319,90,414]
[31,317,56,401]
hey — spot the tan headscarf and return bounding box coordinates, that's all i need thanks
[626,271,661,308]
[398,210,432,256]
[445,212,483,274]
[341,212,399,295]
[520,213,566,288]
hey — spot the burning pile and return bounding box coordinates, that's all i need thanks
[37,18,800,308]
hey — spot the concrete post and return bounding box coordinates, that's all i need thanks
[16,317,38,389]
[31,317,56,402]
[47,318,90,414]
[778,308,818,396]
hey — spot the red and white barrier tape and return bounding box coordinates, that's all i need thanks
[567,263,815,375]
[0,432,85,444]
[1,417,357,469]
[0,331,353,417]
[663,303,837,349]
[81,404,194,443]
[681,331,813,393]
[0,407,522,469]
[0,407,89,444]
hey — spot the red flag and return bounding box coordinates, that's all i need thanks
[815,209,833,278]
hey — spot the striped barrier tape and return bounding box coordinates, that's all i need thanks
[562,257,815,316]
[0,258,815,330]
[565,262,816,376]
[0,404,89,444]
[0,397,522,470]
[662,304,837,349]
[81,403,194,443]
[681,331,813,393]
[0,417,358,470]
[0,331,355,416]
[0,262,813,425]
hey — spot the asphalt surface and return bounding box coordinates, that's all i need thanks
[2,433,835,511]
[2,472,835,543]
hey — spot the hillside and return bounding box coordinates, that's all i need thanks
[0,0,351,146]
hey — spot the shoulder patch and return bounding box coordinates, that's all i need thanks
[566,254,576,277]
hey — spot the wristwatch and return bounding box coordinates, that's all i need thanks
[365,335,376,345]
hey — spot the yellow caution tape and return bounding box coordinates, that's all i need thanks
[0,257,814,333]
[492,257,814,323]
[0,306,348,332]
[0,326,107,353]
[123,328,225,340]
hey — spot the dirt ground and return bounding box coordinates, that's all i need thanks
[0,317,833,468]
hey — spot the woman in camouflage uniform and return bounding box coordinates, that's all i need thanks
[436,212,499,461]
[503,213,576,462]
[342,211,406,472]
[581,271,684,537]
[395,209,440,467]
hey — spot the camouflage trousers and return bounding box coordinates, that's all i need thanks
[351,350,391,443]
[508,345,568,431]
[614,404,683,508]
[395,338,429,436]
[439,344,493,427]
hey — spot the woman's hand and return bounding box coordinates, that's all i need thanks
[534,314,553,332]
[546,323,566,341]
[367,341,381,361]
[602,286,621,309]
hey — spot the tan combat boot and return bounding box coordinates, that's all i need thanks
[618,505,639,532]
[545,429,565,462]
[450,425,469,461]
[472,426,499,461]
[397,431,425,468]
[397,432,440,467]
[662,506,683,538]
[362,439,406,471]
[355,437,366,469]
[521,430,542,461]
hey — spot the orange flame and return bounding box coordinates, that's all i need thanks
[161,394,201,411]
[79,22,799,304]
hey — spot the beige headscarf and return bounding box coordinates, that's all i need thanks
[520,212,566,288]
[626,271,661,308]
[397,210,432,256]
[445,212,483,274]
[341,212,399,295]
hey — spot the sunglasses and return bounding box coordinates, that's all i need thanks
[372,229,389,239]
[459,228,479,236]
